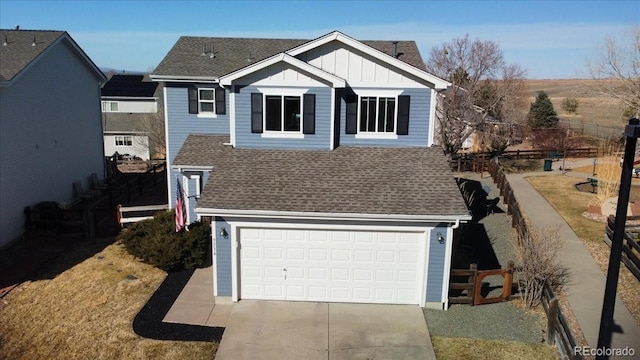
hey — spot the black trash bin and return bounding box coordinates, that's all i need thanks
[543,159,553,171]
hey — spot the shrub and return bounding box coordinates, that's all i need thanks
[561,97,579,113]
[118,210,210,272]
[514,224,568,308]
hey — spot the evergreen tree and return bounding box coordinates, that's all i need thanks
[528,91,559,128]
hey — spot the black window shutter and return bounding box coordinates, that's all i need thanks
[345,95,358,134]
[215,87,226,115]
[303,94,315,134]
[397,95,410,135]
[251,93,263,133]
[188,87,198,114]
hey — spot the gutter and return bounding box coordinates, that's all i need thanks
[149,75,219,83]
[195,207,472,223]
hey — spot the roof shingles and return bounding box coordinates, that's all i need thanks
[174,135,469,218]
[0,29,65,81]
[153,35,425,78]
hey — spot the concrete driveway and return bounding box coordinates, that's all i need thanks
[215,300,436,360]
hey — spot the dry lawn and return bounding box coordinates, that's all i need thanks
[526,175,640,325]
[431,337,559,360]
[0,240,217,359]
[525,79,628,138]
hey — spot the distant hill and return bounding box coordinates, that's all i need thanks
[524,79,626,139]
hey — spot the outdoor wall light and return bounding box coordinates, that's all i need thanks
[219,228,228,239]
[437,232,445,244]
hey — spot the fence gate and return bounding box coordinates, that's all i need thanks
[449,261,514,306]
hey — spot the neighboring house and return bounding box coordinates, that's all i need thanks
[0,28,106,248]
[101,74,162,160]
[151,31,472,309]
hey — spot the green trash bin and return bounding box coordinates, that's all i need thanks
[543,159,553,171]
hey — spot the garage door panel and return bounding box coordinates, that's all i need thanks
[240,228,425,304]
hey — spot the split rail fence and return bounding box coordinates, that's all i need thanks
[605,215,640,281]
[449,148,598,173]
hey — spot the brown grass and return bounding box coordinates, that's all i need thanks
[431,337,559,360]
[525,79,628,138]
[0,240,217,359]
[526,175,640,325]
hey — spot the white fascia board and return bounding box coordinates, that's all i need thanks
[149,74,219,83]
[219,53,346,88]
[195,208,472,223]
[286,31,450,90]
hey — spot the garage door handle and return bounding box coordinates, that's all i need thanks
[283,268,287,280]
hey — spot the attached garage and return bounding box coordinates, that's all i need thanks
[238,228,428,305]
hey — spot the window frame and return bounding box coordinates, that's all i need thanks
[114,135,133,146]
[101,101,119,112]
[353,90,403,139]
[258,88,306,139]
[197,88,216,117]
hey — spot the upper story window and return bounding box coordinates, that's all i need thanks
[102,101,119,112]
[188,86,226,117]
[360,97,396,133]
[346,92,410,138]
[115,135,132,146]
[251,91,316,138]
[265,95,301,132]
[198,89,215,113]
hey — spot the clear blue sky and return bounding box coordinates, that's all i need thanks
[1,1,638,79]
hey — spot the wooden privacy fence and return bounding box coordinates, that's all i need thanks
[449,261,515,306]
[25,162,166,238]
[542,282,583,360]
[605,215,640,281]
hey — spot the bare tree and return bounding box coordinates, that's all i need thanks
[133,104,166,160]
[586,25,640,119]
[427,35,527,154]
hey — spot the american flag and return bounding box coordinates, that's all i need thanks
[175,178,187,232]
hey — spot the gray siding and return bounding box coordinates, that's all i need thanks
[0,40,104,247]
[214,217,232,296]
[339,88,431,147]
[234,85,331,150]
[426,225,448,303]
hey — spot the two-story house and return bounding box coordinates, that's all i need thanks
[101,74,162,160]
[151,31,471,309]
[0,28,106,248]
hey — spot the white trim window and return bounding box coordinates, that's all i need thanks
[115,135,132,146]
[102,101,119,112]
[359,96,396,133]
[265,95,302,133]
[198,88,215,114]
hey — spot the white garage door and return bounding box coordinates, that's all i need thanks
[239,228,426,304]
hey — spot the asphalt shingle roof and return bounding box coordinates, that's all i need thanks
[102,74,159,97]
[174,135,469,218]
[0,29,65,81]
[153,35,426,78]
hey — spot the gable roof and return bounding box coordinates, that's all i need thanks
[174,135,471,221]
[0,29,105,85]
[101,74,159,98]
[151,32,429,82]
[219,53,346,87]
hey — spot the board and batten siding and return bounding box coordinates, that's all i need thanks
[165,85,229,209]
[339,87,431,147]
[234,85,332,150]
[296,42,426,88]
[214,217,232,296]
[0,39,105,247]
[425,224,448,305]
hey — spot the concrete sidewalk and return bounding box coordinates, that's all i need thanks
[506,159,640,354]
